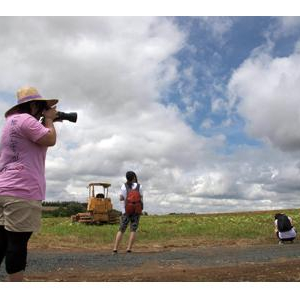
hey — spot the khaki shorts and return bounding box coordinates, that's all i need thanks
[0,196,42,232]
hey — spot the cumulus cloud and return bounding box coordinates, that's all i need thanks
[1,17,300,214]
[228,45,300,152]
[0,17,221,213]
[198,17,235,45]
[201,118,213,129]
[272,16,300,38]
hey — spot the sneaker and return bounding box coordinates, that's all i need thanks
[278,240,284,245]
[126,249,132,253]
[112,250,118,254]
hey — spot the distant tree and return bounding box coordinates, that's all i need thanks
[65,202,85,215]
[42,202,86,217]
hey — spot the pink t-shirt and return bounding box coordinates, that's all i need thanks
[0,113,50,200]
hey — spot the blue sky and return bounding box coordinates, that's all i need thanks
[1,16,300,214]
[169,17,296,147]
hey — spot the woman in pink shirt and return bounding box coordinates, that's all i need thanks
[0,87,58,281]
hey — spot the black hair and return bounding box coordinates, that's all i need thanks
[32,101,48,118]
[16,100,48,119]
[126,171,138,188]
[15,102,32,114]
[274,213,284,220]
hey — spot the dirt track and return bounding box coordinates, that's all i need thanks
[1,242,300,281]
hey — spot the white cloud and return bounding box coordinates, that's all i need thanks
[0,17,219,213]
[190,171,233,197]
[198,17,235,45]
[211,97,227,113]
[228,46,300,152]
[201,118,214,129]
[273,17,300,38]
[278,16,300,29]
[1,17,300,215]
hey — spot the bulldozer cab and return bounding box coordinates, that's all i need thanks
[87,182,113,212]
[88,182,111,199]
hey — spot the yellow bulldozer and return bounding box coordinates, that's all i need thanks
[71,182,121,224]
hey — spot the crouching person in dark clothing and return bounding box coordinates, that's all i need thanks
[274,213,297,244]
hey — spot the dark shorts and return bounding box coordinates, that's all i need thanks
[119,214,140,233]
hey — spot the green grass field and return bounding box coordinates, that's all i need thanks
[29,208,300,250]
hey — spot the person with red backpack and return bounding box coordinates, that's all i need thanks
[274,213,297,244]
[113,171,143,253]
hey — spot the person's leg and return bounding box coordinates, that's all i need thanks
[0,225,8,266]
[275,231,284,243]
[1,197,41,280]
[127,215,140,252]
[0,198,7,267]
[5,230,32,282]
[8,271,24,282]
[282,237,295,243]
[126,232,136,252]
[113,214,129,252]
[113,231,124,252]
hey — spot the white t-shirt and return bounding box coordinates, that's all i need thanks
[275,217,297,239]
[120,182,143,214]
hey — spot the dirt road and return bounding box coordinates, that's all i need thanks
[1,242,300,281]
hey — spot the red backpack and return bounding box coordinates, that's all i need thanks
[125,183,142,215]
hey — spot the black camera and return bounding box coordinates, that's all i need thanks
[55,111,77,123]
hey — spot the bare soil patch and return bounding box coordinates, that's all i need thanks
[12,242,300,282]
[25,259,300,282]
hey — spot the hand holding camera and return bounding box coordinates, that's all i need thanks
[43,106,58,121]
[40,107,77,124]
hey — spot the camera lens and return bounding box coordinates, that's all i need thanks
[56,111,77,123]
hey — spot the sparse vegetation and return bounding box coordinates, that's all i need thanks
[42,202,87,217]
[29,208,300,250]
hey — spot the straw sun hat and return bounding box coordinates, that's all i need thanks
[5,86,59,117]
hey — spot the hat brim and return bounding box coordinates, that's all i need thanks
[5,98,59,117]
